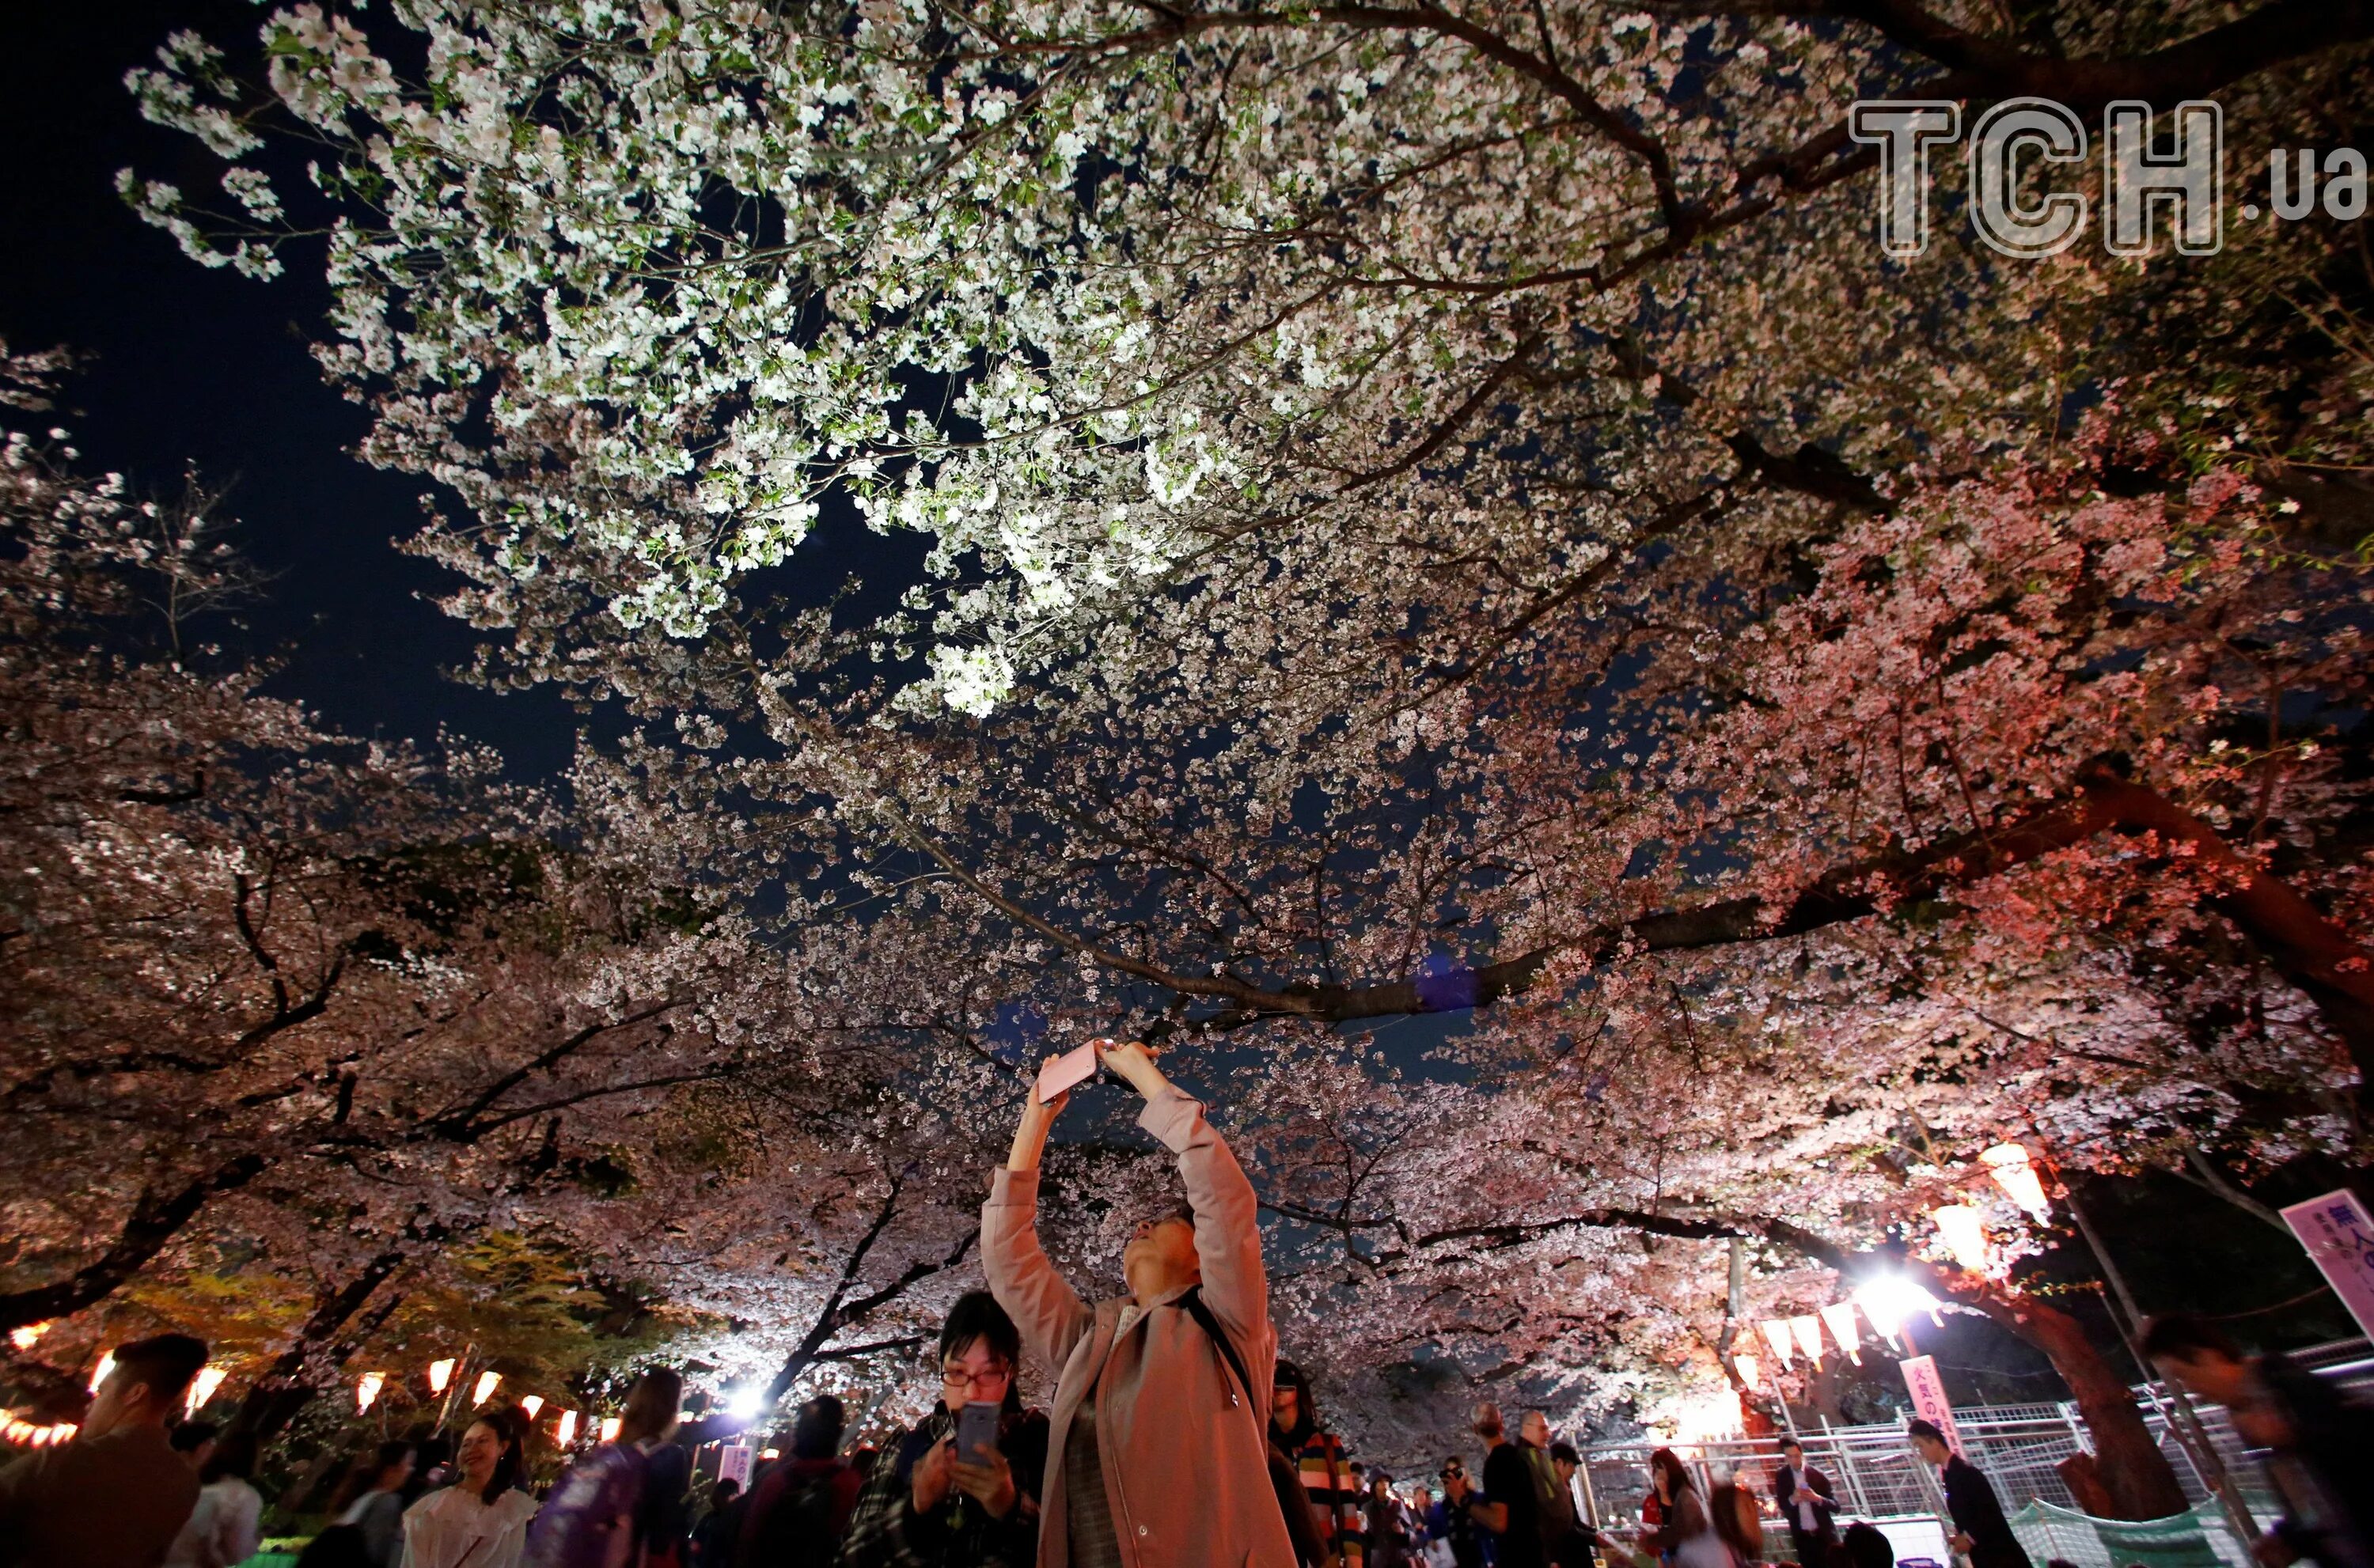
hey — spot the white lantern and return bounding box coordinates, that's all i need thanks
[519,1395,544,1421]
[556,1411,579,1447]
[1788,1315,1827,1367]
[88,1351,116,1396]
[9,1322,51,1351]
[1932,1205,1993,1272]
[1759,1319,1797,1365]
[599,1415,623,1443]
[1852,1277,1946,1349]
[356,1372,385,1414]
[1734,1352,1762,1391]
[427,1358,455,1395]
[1818,1303,1864,1365]
[1981,1143,2053,1222]
[184,1365,227,1415]
[472,1372,502,1408]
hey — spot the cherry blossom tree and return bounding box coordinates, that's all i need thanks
[112,0,2374,1506]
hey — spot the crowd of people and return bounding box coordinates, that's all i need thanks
[2,1043,2368,1568]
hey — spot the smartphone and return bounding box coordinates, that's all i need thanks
[1034,1040,1101,1104]
[954,1399,1000,1465]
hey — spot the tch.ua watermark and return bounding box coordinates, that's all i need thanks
[1849,98,2367,259]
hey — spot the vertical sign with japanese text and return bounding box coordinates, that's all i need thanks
[719,1441,755,1490]
[2281,1188,2374,1339]
[1898,1354,1966,1455]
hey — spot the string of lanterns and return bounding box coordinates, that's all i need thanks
[1745,1141,2054,1377]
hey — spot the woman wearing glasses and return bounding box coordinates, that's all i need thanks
[840,1291,1052,1568]
[988,1039,1295,1568]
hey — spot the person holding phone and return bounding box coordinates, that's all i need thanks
[988,1038,1296,1568]
[840,1291,1051,1568]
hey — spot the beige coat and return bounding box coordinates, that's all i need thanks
[984,1087,1296,1568]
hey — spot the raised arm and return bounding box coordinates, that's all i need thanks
[982,1085,1094,1371]
[1104,1042,1269,1343]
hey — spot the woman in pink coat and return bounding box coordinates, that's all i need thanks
[986,1040,1296,1568]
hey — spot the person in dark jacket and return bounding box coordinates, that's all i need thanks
[735,1396,863,1566]
[1773,1440,1838,1568]
[0,1332,208,1568]
[1907,1421,2031,1568]
[2145,1313,2373,1568]
[840,1292,1052,1568]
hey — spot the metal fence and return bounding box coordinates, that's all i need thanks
[1572,1339,2373,1568]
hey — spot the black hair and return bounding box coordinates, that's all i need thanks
[1549,1441,1580,1465]
[939,1290,1025,1412]
[108,1334,209,1411]
[939,1290,1022,1371]
[709,1477,742,1506]
[200,1430,258,1485]
[171,1422,222,1454]
[1780,1437,1803,1452]
[329,1441,415,1514]
[791,1396,845,1460]
[465,1409,527,1505]
[1270,1359,1318,1445]
[1905,1418,1944,1445]
[1842,1523,1896,1568]
[2139,1313,2244,1364]
[1648,1448,1696,1496]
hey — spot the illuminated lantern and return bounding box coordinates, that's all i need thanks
[1734,1353,1762,1391]
[9,1322,51,1351]
[1818,1304,1864,1365]
[760,1447,781,1460]
[1788,1315,1827,1368]
[356,1373,385,1414]
[89,1351,116,1395]
[1932,1205,1993,1272]
[1759,1320,1797,1366]
[600,1416,623,1443]
[184,1366,227,1415]
[556,1411,579,1447]
[1982,1143,2053,1222]
[1853,1278,1946,1349]
[519,1395,545,1421]
[427,1359,455,1396]
[472,1372,502,1408]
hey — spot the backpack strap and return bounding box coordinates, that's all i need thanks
[1178,1286,1256,1410]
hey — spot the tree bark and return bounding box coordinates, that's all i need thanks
[0,1154,269,1331]
[227,1247,413,1441]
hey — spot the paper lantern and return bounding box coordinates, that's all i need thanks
[88,1351,116,1395]
[600,1415,623,1443]
[555,1411,579,1447]
[427,1358,455,1395]
[356,1373,385,1414]
[1982,1143,2053,1222]
[1852,1277,1946,1348]
[519,1395,544,1420]
[760,1447,781,1460]
[9,1322,51,1351]
[184,1365,227,1415]
[472,1372,502,1408]
[1759,1319,1797,1366]
[1788,1315,1827,1367]
[1818,1303,1864,1365]
[1932,1204,1993,1272]
[1733,1352,1762,1391]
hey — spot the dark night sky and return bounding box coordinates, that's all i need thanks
[1,0,580,778]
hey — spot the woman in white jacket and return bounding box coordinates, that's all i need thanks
[163,1432,263,1568]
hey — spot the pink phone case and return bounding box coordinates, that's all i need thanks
[1035,1041,1101,1104]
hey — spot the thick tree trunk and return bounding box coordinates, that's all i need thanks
[1972,1290,2189,1521]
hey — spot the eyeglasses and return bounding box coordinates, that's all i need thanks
[942,1363,1013,1393]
